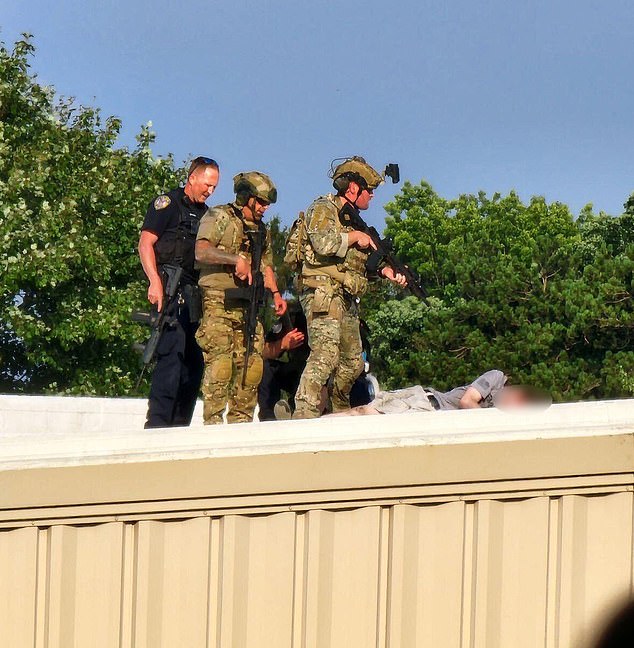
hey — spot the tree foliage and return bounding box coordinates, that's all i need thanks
[267,214,293,293]
[0,35,183,394]
[2,35,633,402]
[365,182,634,401]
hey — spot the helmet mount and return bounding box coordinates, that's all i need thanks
[329,156,400,196]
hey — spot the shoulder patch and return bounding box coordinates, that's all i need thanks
[154,195,171,210]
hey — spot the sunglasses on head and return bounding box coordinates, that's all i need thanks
[196,156,217,165]
[188,156,219,176]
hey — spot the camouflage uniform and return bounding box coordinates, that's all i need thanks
[196,203,274,424]
[293,194,372,418]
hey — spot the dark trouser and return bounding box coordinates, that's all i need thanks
[349,373,374,408]
[257,359,305,421]
[145,303,204,429]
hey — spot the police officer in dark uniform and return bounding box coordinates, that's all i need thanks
[138,157,220,428]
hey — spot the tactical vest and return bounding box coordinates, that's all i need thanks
[220,205,260,259]
[197,204,266,291]
[154,188,204,282]
[301,195,370,296]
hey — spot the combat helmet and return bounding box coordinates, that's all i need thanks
[233,171,277,206]
[330,156,384,194]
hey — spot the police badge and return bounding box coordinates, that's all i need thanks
[154,195,171,210]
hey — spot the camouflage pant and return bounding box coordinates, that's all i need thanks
[293,283,364,419]
[196,288,264,424]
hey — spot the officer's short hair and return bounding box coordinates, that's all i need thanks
[188,156,220,177]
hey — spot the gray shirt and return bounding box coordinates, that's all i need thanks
[426,370,507,410]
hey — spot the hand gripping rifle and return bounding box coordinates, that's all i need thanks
[132,264,183,386]
[366,227,428,301]
[224,224,267,386]
[339,203,428,301]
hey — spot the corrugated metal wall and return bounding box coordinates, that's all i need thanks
[1,492,633,648]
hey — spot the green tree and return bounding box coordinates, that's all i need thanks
[0,35,183,394]
[267,214,292,293]
[365,181,634,401]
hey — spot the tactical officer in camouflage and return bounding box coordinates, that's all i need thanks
[292,157,406,419]
[138,156,220,428]
[195,172,287,424]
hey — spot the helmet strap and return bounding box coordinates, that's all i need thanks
[343,180,364,209]
[344,195,359,210]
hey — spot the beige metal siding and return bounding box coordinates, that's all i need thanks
[47,523,125,647]
[303,507,383,647]
[469,498,551,647]
[388,501,466,647]
[554,492,634,646]
[0,526,38,647]
[133,518,212,647]
[215,513,297,647]
[2,399,634,647]
[1,494,632,647]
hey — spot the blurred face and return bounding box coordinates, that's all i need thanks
[495,385,552,411]
[185,166,219,203]
[496,388,530,409]
[345,181,374,210]
[242,196,270,222]
[495,386,547,411]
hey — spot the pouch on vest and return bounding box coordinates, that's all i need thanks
[342,272,369,296]
[284,211,306,271]
[311,285,334,315]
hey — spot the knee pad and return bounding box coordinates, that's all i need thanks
[244,356,264,386]
[209,356,233,383]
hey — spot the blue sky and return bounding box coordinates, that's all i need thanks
[3,0,633,228]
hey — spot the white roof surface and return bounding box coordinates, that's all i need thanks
[0,395,633,471]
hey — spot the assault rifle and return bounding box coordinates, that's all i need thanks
[224,224,267,386]
[132,264,183,384]
[340,204,428,301]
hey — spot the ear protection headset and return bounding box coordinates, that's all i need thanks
[332,171,369,195]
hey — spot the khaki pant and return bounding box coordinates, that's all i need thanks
[370,386,436,414]
[196,288,264,424]
[293,283,364,419]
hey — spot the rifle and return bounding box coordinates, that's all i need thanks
[132,264,183,385]
[224,224,267,386]
[340,204,428,301]
[280,309,293,333]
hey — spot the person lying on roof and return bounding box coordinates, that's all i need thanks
[327,370,550,416]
